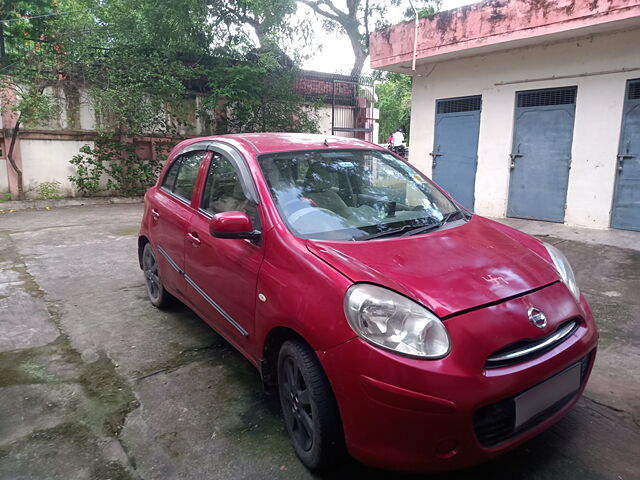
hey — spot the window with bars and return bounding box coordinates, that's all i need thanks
[517,87,577,108]
[628,81,640,100]
[436,95,482,114]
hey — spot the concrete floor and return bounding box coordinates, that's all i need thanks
[0,204,638,480]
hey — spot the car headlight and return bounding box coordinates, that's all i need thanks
[344,284,450,359]
[543,242,580,301]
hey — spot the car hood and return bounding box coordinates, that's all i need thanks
[306,216,559,318]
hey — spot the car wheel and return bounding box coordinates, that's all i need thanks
[142,242,173,308]
[277,340,346,470]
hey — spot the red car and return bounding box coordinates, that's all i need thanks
[138,133,598,472]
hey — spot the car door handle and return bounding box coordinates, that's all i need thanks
[151,209,160,220]
[187,232,201,246]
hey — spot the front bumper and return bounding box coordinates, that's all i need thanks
[318,283,598,472]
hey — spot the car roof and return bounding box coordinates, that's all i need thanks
[191,133,380,155]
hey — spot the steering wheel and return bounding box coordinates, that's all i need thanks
[282,198,308,215]
[289,207,337,226]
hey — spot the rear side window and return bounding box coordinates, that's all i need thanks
[161,158,181,191]
[161,151,206,202]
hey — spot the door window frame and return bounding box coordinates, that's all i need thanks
[183,142,261,219]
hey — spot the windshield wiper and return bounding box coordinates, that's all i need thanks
[358,224,423,241]
[400,210,465,237]
[357,210,467,241]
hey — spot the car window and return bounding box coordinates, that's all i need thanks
[161,156,181,191]
[201,153,261,228]
[173,152,205,201]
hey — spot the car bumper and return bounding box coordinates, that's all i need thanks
[318,283,598,472]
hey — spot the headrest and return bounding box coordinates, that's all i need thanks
[304,162,336,192]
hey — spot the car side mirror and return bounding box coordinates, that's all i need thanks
[210,211,261,240]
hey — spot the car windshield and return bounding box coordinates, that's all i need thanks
[258,149,462,241]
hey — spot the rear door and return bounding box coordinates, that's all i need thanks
[150,151,208,297]
[184,145,264,355]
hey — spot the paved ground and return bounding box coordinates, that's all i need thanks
[0,204,638,480]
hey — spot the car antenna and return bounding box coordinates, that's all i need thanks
[324,139,329,147]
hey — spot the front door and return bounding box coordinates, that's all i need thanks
[507,87,577,222]
[431,95,482,210]
[185,149,264,353]
[611,79,640,231]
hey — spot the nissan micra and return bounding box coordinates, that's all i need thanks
[138,133,598,472]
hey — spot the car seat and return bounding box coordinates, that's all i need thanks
[303,162,351,218]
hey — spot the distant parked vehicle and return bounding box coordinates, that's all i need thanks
[139,133,598,472]
[389,144,408,158]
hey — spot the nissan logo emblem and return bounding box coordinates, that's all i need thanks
[528,307,547,329]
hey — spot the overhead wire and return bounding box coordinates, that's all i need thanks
[0,10,88,23]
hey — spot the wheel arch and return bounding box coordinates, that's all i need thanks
[138,235,150,269]
[260,326,310,390]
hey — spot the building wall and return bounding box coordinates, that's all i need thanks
[20,140,95,197]
[409,28,639,229]
[0,160,8,194]
[3,87,374,198]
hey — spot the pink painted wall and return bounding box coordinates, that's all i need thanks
[370,0,640,69]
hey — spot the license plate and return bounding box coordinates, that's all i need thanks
[514,363,581,429]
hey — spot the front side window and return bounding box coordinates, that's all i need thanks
[161,151,205,202]
[258,149,463,241]
[201,153,260,227]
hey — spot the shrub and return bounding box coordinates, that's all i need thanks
[69,138,170,197]
[36,180,62,199]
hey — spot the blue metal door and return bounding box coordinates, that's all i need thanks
[611,79,640,231]
[507,87,577,222]
[431,95,481,210]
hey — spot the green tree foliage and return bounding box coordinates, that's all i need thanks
[376,72,412,144]
[1,0,319,196]
[0,0,71,198]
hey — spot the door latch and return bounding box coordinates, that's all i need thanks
[616,153,635,172]
[429,146,443,169]
[509,144,523,170]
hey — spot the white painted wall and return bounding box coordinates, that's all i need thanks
[0,159,8,194]
[409,28,640,229]
[5,93,377,198]
[20,140,95,198]
[315,105,333,135]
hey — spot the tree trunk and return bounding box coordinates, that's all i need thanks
[350,50,367,78]
[0,22,6,66]
[7,115,24,200]
[349,41,367,78]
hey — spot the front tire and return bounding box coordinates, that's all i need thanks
[142,242,173,308]
[277,340,346,470]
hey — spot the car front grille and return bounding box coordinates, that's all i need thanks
[485,319,579,369]
[473,351,593,447]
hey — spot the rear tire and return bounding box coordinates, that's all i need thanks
[142,242,173,308]
[277,340,346,470]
